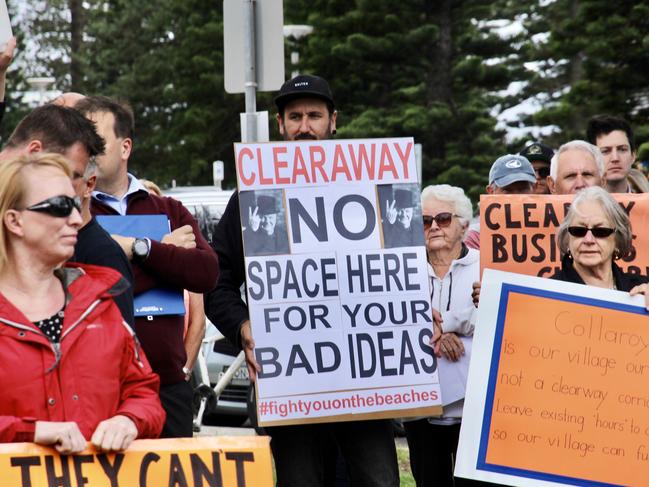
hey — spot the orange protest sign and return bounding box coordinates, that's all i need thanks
[0,436,273,487]
[479,194,649,277]
[455,270,649,485]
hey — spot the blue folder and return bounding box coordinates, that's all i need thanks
[96,215,186,317]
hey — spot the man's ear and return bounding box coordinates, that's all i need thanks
[547,176,556,194]
[121,138,133,161]
[84,175,97,198]
[486,184,494,194]
[3,209,24,238]
[276,113,285,137]
[26,140,44,154]
[330,110,337,134]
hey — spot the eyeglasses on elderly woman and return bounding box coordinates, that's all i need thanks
[422,212,460,228]
[23,195,81,218]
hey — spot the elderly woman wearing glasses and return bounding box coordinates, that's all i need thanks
[553,186,649,298]
[0,153,164,453]
[404,184,483,487]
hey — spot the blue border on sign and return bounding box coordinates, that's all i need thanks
[475,282,645,487]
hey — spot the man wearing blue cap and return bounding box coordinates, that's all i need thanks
[465,154,536,250]
[486,154,536,195]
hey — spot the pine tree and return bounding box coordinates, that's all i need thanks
[519,0,649,147]
[286,0,522,200]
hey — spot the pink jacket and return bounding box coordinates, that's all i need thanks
[0,263,165,442]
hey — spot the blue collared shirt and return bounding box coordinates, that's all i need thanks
[92,174,147,215]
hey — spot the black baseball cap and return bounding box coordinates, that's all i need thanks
[274,75,335,112]
[520,142,554,164]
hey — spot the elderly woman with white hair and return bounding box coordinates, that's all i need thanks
[553,186,649,297]
[404,184,484,487]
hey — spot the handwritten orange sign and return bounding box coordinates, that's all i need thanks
[479,194,649,277]
[456,270,649,485]
[0,436,273,487]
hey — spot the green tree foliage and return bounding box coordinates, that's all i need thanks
[78,0,243,186]
[16,0,244,187]
[519,0,649,148]
[12,0,649,193]
[287,0,520,199]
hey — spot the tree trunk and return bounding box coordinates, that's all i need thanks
[567,0,583,132]
[69,0,83,91]
[425,0,453,105]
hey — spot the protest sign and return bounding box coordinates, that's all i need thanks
[0,0,11,50]
[479,193,649,277]
[0,437,272,487]
[236,138,442,426]
[456,269,649,486]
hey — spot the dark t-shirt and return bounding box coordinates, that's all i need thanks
[72,217,135,327]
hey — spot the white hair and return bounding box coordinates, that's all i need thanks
[420,184,473,225]
[549,140,604,180]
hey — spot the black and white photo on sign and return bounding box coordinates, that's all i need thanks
[240,189,290,256]
[378,183,424,249]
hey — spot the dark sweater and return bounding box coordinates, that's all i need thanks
[92,189,219,384]
[204,191,247,349]
[551,254,648,292]
[71,217,135,328]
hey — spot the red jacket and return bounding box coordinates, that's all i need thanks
[0,263,165,442]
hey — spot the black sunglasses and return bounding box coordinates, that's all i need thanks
[535,167,550,178]
[567,226,615,239]
[422,212,457,228]
[25,195,82,217]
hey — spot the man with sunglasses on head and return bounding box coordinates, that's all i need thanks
[520,142,554,195]
[76,96,218,439]
[465,154,536,250]
[205,74,399,487]
[0,104,135,327]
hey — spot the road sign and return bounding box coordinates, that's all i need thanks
[223,0,285,94]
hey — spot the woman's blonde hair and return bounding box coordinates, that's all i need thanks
[0,153,72,271]
[140,178,162,196]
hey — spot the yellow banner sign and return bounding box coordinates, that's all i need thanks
[0,436,272,487]
[479,193,649,277]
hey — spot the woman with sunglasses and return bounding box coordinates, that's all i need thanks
[0,153,164,453]
[553,186,649,296]
[404,184,484,487]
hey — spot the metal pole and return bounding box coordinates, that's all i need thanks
[243,0,257,142]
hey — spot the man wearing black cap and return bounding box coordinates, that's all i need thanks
[465,154,536,250]
[520,142,554,194]
[275,74,337,140]
[205,75,399,487]
[242,192,289,256]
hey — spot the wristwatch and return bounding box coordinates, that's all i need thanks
[132,238,151,262]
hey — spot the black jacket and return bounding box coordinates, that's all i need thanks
[204,192,247,349]
[551,254,648,292]
[72,217,135,327]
